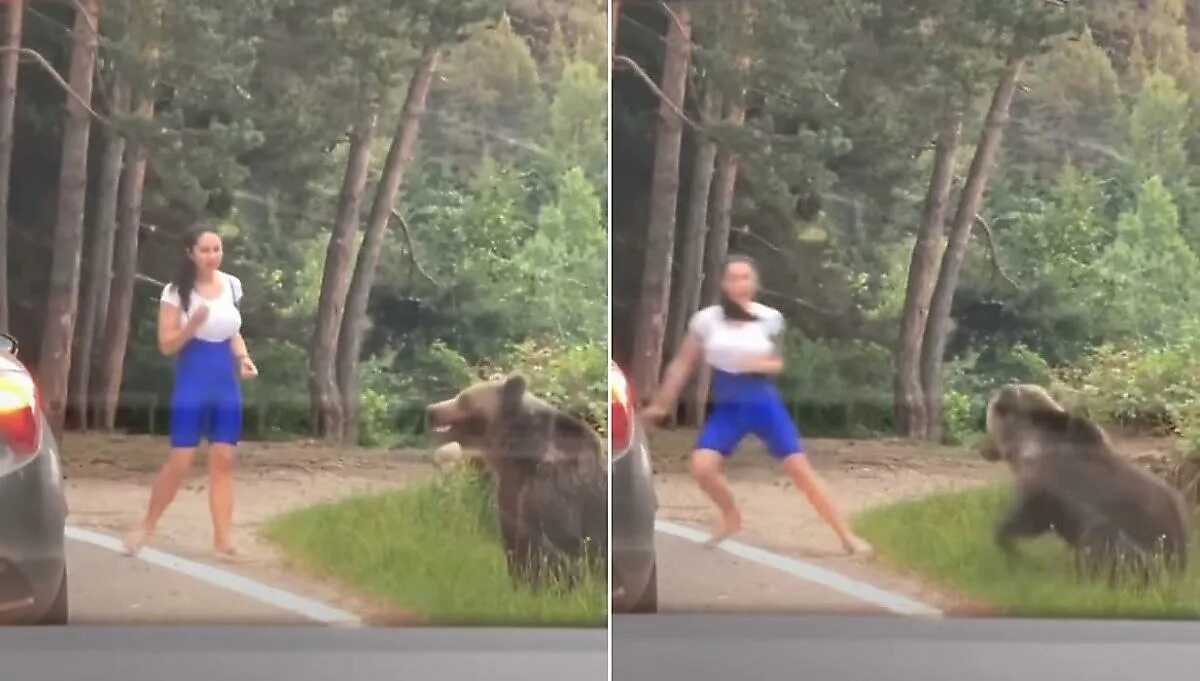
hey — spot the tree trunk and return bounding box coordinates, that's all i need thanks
[97,10,160,432]
[309,103,378,441]
[667,83,720,426]
[691,53,749,427]
[919,56,1024,442]
[892,110,960,439]
[336,45,439,445]
[38,0,99,439]
[70,76,130,431]
[0,0,24,332]
[629,3,691,399]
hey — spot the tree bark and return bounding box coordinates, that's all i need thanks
[70,76,131,431]
[667,83,720,426]
[38,0,99,439]
[691,52,749,427]
[0,0,24,332]
[336,45,439,445]
[629,3,691,399]
[919,56,1024,442]
[309,103,378,441]
[892,110,960,439]
[98,9,160,432]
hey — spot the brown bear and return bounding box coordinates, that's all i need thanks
[980,383,1191,585]
[425,375,608,590]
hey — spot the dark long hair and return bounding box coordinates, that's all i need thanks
[170,226,214,313]
[719,253,760,321]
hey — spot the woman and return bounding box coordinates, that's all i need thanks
[643,254,872,554]
[124,226,258,561]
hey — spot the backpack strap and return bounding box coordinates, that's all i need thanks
[228,273,243,308]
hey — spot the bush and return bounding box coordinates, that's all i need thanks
[775,333,894,437]
[1051,339,1200,440]
[358,341,478,448]
[499,337,607,435]
[942,342,1054,445]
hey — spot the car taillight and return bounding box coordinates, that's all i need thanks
[0,373,40,456]
[610,360,635,456]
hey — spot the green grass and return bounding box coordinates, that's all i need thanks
[263,469,607,627]
[854,484,1200,619]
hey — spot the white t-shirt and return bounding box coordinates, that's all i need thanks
[161,271,244,342]
[688,302,785,374]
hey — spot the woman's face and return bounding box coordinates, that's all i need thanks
[722,261,757,305]
[188,231,223,274]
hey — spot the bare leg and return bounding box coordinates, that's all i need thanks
[208,442,237,560]
[780,453,873,556]
[691,449,742,547]
[124,448,196,556]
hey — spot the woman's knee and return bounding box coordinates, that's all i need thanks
[164,449,196,474]
[690,450,724,479]
[208,444,236,473]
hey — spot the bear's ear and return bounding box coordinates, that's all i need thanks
[501,375,527,414]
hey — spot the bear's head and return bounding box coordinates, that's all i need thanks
[425,375,543,450]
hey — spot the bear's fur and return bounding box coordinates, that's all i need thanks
[425,375,608,589]
[980,383,1191,585]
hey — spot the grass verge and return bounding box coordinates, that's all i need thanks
[853,484,1200,619]
[263,469,606,627]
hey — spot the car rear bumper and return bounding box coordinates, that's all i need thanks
[611,427,657,610]
[0,444,67,623]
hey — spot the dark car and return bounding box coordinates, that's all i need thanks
[0,332,69,625]
[609,359,657,613]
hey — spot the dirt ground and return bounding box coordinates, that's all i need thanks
[645,426,1182,613]
[59,432,441,624]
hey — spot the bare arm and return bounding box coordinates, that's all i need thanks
[231,332,258,378]
[231,332,249,359]
[650,333,703,411]
[157,303,202,356]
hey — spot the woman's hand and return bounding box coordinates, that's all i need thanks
[238,355,258,380]
[641,401,669,426]
[186,304,210,330]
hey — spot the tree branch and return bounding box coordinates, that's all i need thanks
[0,47,106,123]
[135,272,165,287]
[390,208,438,287]
[67,0,100,38]
[612,54,702,131]
[658,1,688,37]
[973,214,1020,291]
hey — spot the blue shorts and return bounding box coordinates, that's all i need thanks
[169,338,242,448]
[696,370,804,459]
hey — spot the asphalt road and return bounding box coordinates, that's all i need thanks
[655,530,883,614]
[65,536,332,625]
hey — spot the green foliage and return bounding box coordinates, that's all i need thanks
[1050,336,1200,441]
[775,332,894,437]
[501,338,608,435]
[941,344,1054,445]
[1096,176,1200,345]
[357,341,478,448]
[10,0,611,449]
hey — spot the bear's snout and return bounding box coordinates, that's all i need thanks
[425,400,459,435]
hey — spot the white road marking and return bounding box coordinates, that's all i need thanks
[65,526,363,627]
[654,519,943,617]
